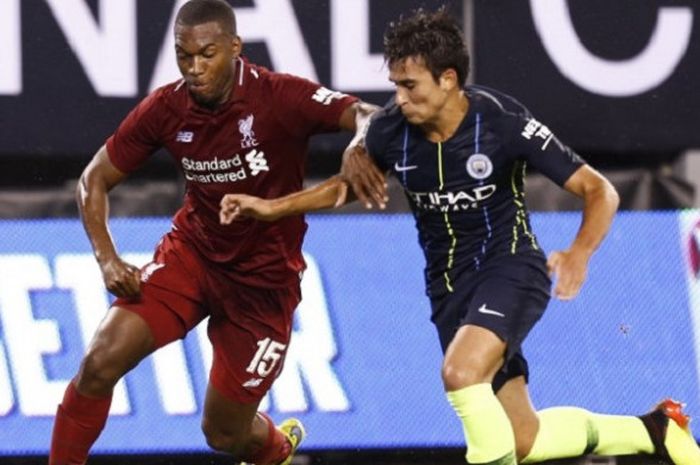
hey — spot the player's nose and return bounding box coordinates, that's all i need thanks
[395,91,408,106]
[189,56,205,76]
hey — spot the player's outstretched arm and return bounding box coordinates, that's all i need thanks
[547,164,619,300]
[77,145,141,298]
[220,175,349,224]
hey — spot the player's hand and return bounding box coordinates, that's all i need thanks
[341,145,387,209]
[100,257,141,298]
[332,180,349,208]
[546,249,589,300]
[220,194,276,223]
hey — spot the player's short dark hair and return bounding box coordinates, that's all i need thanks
[384,7,470,86]
[176,0,237,36]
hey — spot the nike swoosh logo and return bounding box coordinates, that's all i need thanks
[477,303,505,318]
[394,162,418,172]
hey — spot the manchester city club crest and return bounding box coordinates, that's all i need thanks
[466,153,493,180]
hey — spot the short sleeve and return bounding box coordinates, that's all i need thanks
[267,73,358,138]
[506,113,585,186]
[365,116,391,172]
[105,90,164,173]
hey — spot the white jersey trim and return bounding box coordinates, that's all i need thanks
[472,89,505,112]
[237,57,245,85]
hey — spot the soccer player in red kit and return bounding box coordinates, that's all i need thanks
[48,1,377,464]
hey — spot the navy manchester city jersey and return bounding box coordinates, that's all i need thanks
[365,85,584,297]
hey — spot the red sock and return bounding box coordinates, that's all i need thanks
[49,381,112,465]
[240,412,291,465]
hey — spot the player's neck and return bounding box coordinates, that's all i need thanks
[214,60,238,107]
[422,91,469,143]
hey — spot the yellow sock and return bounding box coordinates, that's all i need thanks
[446,383,516,464]
[521,407,592,463]
[591,413,654,455]
[522,407,654,463]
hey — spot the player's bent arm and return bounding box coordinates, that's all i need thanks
[563,164,620,257]
[547,165,619,300]
[76,146,142,297]
[220,176,350,224]
[77,145,129,265]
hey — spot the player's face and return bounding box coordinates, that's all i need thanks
[389,56,449,125]
[175,21,241,107]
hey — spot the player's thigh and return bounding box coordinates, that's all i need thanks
[79,305,156,384]
[113,232,209,348]
[206,281,301,405]
[431,281,477,353]
[443,324,507,388]
[464,257,550,356]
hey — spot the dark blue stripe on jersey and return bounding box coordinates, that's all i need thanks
[475,112,482,153]
[401,125,409,186]
[475,113,494,271]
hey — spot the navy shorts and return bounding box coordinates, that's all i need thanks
[430,253,551,392]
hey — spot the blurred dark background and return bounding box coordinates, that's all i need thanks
[1,0,699,219]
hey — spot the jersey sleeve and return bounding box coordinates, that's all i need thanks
[267,73,358,138]
[365,115,391,172]
[364,101,405,173]
[506,112,585,186]
[105,90,164,173]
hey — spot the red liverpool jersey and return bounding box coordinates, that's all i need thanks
[106,57,357,288]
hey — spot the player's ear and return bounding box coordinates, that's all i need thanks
[231,35,243,57]
[439,68,458,91]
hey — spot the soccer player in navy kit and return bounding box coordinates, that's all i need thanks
[48,1,378,464]
[220,8,700,465]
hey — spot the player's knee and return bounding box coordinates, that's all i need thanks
[441,360,485,391]
[76,347,126,394]
[201,419,250,456]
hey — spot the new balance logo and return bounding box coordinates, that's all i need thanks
[242,378,263,388]
[176,131,193,143]
[477,303,505,318]
[245,149,269,176]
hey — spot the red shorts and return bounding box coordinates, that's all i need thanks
[114,231,301,404]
